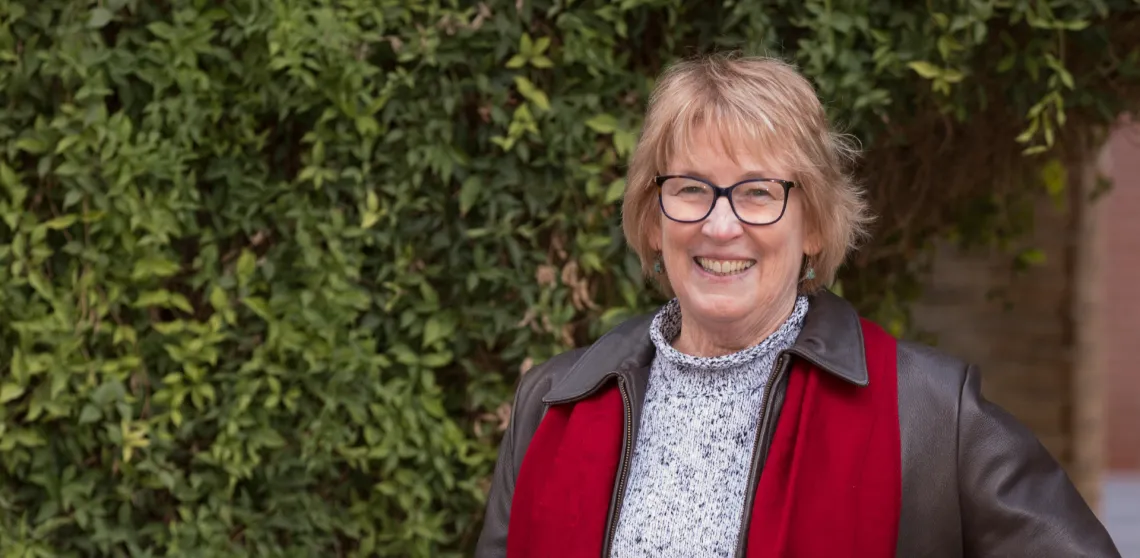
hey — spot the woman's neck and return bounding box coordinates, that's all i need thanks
[672,295,799,358]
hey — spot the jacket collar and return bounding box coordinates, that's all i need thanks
[543,290,869,404]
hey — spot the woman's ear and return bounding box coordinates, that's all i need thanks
[648,217,663,252]
[804,234,823,258]
[802,207,824,257]
[801,221,823,258]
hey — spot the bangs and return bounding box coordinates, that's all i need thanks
[652,88,803,179]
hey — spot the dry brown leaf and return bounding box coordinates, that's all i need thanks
[535,264,557,286]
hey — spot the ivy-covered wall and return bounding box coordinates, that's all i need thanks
[1,1,1138,556]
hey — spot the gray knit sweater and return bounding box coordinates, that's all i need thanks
[610,295,809,558]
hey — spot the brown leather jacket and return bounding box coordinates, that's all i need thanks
[475,290,1121,557]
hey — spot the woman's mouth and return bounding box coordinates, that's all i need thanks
[694,257,756,276]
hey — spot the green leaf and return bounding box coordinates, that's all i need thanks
[131,257,182,280]
[996,53,1017,73]
[907,61,943,79]
[169,293,193,313]
[42,215,77,230]
[580,251,603,272]
[355,116,380,137]
[55,135,81,154]
[459,176,483,215]
[208,286,228,311]
[0,383,26,404]
[153,321,184,335]
[585,114,619,134]
[422,396,445,418]
[513,76,550,111]
[1057,67,1075,89]
[942,69,965,83]
[251,428,286,448]
[63,189,84,208]
[15,137,47,154]
[1017,248,1047,266]
[0,163,18,189]
[91,381,125,406]
[242,297,272,320]
[236,249,257,283]
[11,429,46,447]
[604,178,626,204]
[533,36,551,54]
[390,344,419,366]
[423,315,455,347]
[421,351,454,368]
[1040,157,1067,207]
[1015,117,1040,144]
[88,8,114,29]
[78,404,102,424]
[135,290,170,307]
[614,130,636,157]
[196,383,216,403]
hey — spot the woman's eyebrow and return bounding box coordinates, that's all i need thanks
[669,170,778,182]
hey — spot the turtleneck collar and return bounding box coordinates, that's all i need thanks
[646,295,810,396]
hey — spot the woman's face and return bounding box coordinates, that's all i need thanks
[656,127,816,329]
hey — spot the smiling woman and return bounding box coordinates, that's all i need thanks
[625,53,868,298]
[475,53,1121,558]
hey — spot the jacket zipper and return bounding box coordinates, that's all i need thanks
[603,377,635,557]
[732,353,790,558]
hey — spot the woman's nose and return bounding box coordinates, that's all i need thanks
[701,197,744,240]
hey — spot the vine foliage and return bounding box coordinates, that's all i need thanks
[0,0,1138,556]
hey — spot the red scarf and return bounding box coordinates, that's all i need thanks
[506,318,901,557]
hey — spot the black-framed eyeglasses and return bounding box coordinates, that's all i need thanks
[654,175,796,225]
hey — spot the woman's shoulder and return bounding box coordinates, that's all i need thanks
[513,346,591,407]
[518,310,659,401]
[891,338,1119,556]
[892,340,977,449]
[894,338,973,398]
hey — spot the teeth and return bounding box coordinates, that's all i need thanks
[696,257,755,275]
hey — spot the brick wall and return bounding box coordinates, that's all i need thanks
[1099,126,1140,472]
[909,181,1099,504]
[898,125,1140,514]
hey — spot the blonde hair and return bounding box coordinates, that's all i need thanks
[621,52,872,294]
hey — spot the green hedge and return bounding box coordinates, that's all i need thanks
[1,1,1136,556]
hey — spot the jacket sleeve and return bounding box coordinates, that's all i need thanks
[957,364,1122,557]
[475,355,562,558]
[474,380,525,558]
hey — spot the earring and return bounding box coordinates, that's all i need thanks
[653,255,664,274]
[804,264,816,281]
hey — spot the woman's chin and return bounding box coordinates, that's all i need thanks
[683,290,757,323]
